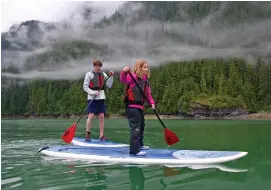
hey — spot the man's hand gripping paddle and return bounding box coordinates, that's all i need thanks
[127,71,179,146]
[62,72,114,144]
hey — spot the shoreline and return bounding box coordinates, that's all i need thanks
[1,112,271,120]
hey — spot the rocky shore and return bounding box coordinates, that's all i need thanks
[2,112,271,120]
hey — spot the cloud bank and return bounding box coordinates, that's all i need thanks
[2,2,271,80]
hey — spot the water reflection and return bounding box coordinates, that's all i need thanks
[128,166,146,190]
[42,156,248,190]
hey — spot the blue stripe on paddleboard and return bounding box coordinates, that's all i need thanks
[45,146,245,160]
[72,137,128,145]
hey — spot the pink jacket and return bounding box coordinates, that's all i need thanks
[120,71,155,110]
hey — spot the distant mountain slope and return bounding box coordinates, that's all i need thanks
[1,1,271,75]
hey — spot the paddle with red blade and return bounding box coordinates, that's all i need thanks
[127,71,179,146]
[62,73,113,144]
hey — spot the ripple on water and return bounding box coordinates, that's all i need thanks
[1,151,250,190]
[2,119,269,189]
[1,177,24,189]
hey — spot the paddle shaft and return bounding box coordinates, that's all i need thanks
[76,74,113,124]
[127,72,166,129]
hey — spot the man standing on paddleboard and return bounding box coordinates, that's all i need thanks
[83,59,114,142]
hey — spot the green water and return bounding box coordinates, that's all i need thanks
[1,118,271,190]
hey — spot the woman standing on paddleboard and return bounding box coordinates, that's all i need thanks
[83,59,114,142]
[120,60,155,156]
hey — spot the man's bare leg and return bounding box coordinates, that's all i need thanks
[98,113,104,138]
[85,113,94,141]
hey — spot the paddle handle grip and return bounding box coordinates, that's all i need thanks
[127,71,166,129]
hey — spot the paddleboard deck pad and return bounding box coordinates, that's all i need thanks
[71,137,129,147]
[39,145,247,165]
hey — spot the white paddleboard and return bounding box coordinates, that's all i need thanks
[38,145,247,165]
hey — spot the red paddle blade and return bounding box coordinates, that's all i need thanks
[164,128,179,146]
[62,123,77,144]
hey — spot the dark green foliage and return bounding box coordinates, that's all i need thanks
[2,58,271,116]
[2,1,271,116]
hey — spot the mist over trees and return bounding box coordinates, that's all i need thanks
[1,2,271,117]
[2,58,271,117]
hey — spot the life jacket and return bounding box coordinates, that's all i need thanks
[89,71,105,90]
[123,76,149,106]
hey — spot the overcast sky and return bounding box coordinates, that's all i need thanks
[1,0,125,32]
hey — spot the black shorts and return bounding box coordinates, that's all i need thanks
[87,99,106,114]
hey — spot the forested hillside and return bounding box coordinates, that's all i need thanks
[1,1,271,117]
[2,58,270,117]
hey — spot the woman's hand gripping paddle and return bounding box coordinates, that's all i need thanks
[127,71,179,146]
[62,73,114,144]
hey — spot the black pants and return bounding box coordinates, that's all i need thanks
[126,107,145,155]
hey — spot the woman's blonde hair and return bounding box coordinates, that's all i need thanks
[132,59,151,79]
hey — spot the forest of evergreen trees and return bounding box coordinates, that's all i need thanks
[1,58,271,117]
[1,2,271,117]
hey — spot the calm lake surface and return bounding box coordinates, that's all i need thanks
[1,118,271,190]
